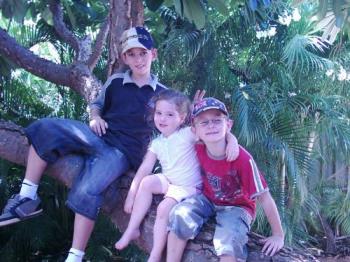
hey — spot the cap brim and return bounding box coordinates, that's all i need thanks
[193,106,228,117]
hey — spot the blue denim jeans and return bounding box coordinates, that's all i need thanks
[168,193,252,260]
[25,118,130,220]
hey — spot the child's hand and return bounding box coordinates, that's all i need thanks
[124,192,135,214]
[226,134,239,161]
[226,144,239,161]
[261,235,284,256]
[90,116,108,136]
[193,90,206,104]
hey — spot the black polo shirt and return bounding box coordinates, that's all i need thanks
[90,71,167,169]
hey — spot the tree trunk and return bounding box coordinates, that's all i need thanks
[0,120,320,261]
[107,0,144,75]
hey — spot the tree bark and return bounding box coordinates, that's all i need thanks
[0,120,320,261]
[107,0,144,75]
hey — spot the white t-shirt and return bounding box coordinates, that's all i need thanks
[149,127,202,188]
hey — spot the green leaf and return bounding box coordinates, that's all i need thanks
[12,0,28,23]
[1,0,29,23]
[42,6,54,26]
[314,12,335,32]
[145,0,164,11]
[1,0,14,20]
[282,34,333,72]
[64,3,77,29]
[28,2,38,19]
[332,0,345,18]
[208,0,229,16]
[174,0,184,17]
[182,0,206,29]
[0,56,15,80]
[316,0,328,20]
[332,0,347,27]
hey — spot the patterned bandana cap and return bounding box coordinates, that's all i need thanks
[120,26,154,54]
[192,97,229,117]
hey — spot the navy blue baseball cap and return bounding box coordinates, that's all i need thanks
[120,26,154,54]
[192,97,229,117]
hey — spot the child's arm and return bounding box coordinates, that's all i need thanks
[89,82,109,136]
[225,133,239,161]
[124,150,157,213]
[257,191,284,256]
[89,107,108,136]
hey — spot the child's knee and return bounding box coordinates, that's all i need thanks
[168,205,199,240]
[139,176,157,191]
[66,184,102,220]
[156,200,175,219]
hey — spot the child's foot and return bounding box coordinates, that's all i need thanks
[115,228,140,250]
[0,194,43,227]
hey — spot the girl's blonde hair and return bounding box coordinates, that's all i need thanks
[150,89,192,127]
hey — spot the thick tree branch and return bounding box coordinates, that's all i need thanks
[88,19,110,70]
[0,120,28,166]
[0,27,101,101]
[49,0,94,63]
[49,0,79,53]
[0,28,71,87]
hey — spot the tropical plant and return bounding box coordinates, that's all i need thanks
[152,0,350,250]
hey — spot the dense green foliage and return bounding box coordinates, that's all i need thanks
[152,1,350,249]
[0,0,349,260]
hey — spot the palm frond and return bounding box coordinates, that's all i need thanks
[232,84,274,145]
[322,187,350,235]
[161,26,212,65]
[282,34,333,73]
[2,77,54,121]
[7,20,52,48]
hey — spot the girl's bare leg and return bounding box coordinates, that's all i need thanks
[148,197,177,262]
[115,176,163,250]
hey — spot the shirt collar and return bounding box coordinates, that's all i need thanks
[123,70,158,91]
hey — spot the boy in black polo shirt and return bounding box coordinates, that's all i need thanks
[0,26,166,262]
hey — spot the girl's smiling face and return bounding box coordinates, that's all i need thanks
[154,100,186,137]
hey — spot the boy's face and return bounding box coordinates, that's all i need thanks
[192,109,232,143]
[122,47,157,78]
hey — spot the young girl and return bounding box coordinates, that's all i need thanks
[115,89,239,261]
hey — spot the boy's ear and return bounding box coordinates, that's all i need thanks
[191,125,197,135]
[151,48,158,61]
[121,52,127,64]
[191,125,200,140]
[226,119,233,130]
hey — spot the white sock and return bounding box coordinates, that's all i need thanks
[65,248,85,262]
[19,179,38,200]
